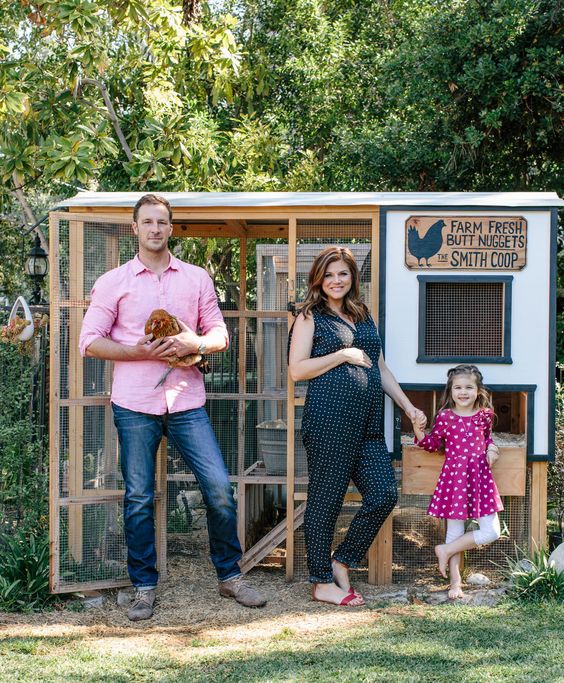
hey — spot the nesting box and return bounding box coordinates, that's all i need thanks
[47,191,562,592]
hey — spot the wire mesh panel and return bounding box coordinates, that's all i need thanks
[466,472,531,570]
[424,281,505,357]
[50,214,141,592]
[393,490,444,584]
[58,501,128,590]
[203,317,240,394]
[166,480,235,560]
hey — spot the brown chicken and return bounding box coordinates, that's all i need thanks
[144,309,208,387]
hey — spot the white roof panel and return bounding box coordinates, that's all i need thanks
[56,191,564,209]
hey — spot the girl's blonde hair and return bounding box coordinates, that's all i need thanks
[298,246,369,323]
[438,364,494,412]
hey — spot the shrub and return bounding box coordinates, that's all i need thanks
[548,369,564,539]
[0,337,48,536]
[504,546,564,604]
[0,529,54,612]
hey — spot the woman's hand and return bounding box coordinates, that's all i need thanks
[289,313,362,381]
[340,347,372,368]
[410,410,427,442]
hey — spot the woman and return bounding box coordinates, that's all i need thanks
[289,246,425,606]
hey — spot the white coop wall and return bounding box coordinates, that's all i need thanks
[383,210,552,457]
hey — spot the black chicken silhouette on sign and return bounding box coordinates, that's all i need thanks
[407,219,446,267]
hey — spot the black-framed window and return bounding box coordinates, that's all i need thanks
[417,275,513,363]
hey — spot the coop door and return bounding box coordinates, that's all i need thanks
[48,213,167,593]
[285,213,382,580]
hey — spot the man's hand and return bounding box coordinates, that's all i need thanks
[134,334,172,360]
[160,318,201,358]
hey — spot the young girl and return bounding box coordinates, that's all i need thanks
[412,364,503,599]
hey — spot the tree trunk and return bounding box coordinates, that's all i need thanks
[11,172,49,253]
[80,78,133,161]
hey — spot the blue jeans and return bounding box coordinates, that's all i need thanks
[112,403,242,587]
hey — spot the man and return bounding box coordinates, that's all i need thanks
[79,193,266,620]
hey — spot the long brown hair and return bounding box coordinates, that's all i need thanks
[438,364,494,412]
[298,246,369,323]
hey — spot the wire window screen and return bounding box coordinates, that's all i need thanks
[424,281,505,357]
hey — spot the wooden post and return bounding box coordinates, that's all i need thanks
[155,438,168,580]
[68,220,84,562]
[368,516,393,584]
[286,217,297,580]
[367,210,392,584]
[49,213,61,592]
[529,462,548,550]
[237,237,247,550]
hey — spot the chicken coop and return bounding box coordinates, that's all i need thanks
[48,191,562,593]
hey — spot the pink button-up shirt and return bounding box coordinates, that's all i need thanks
[79,254,228,414]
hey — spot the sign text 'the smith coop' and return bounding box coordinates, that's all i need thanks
[405,216,527,270]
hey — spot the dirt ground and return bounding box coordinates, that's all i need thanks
[0,554,419,647]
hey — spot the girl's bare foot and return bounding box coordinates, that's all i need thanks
[312,582,364,606]
[434,544,450,578]
[448,583,464,600]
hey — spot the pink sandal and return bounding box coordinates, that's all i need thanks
[332,558,364,603]
[312,584,365,606]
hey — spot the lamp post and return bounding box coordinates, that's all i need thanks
[25,234,49,305]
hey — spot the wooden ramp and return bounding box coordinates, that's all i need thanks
[240,503,306,574]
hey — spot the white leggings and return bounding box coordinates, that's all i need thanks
[446,513,501,547]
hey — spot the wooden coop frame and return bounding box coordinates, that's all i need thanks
[48,192,562,593]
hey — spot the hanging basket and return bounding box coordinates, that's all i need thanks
[7,296,34,341]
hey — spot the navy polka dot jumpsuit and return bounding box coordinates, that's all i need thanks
[301,309,397,584]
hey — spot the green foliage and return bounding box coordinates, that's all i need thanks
[0,321,50,612]
[0,0,560,280]
[504,545,564,603]
[0,529,54,612]
[0,341,48,535]
[167,508,191,534]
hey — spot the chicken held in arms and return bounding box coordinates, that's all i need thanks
[144,309,209,388]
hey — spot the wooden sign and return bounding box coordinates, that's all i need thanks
[405,215,527,270]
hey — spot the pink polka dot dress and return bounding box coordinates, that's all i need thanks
[415,408,504,520]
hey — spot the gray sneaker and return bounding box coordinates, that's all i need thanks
[218,575,267,608]
[127,588,156,621]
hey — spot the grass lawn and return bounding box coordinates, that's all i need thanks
[0,602,562,682]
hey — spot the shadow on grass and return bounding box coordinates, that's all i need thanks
[2,604,562,682]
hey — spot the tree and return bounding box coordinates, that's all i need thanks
[231,0,562,192]
[0,1,561,305]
